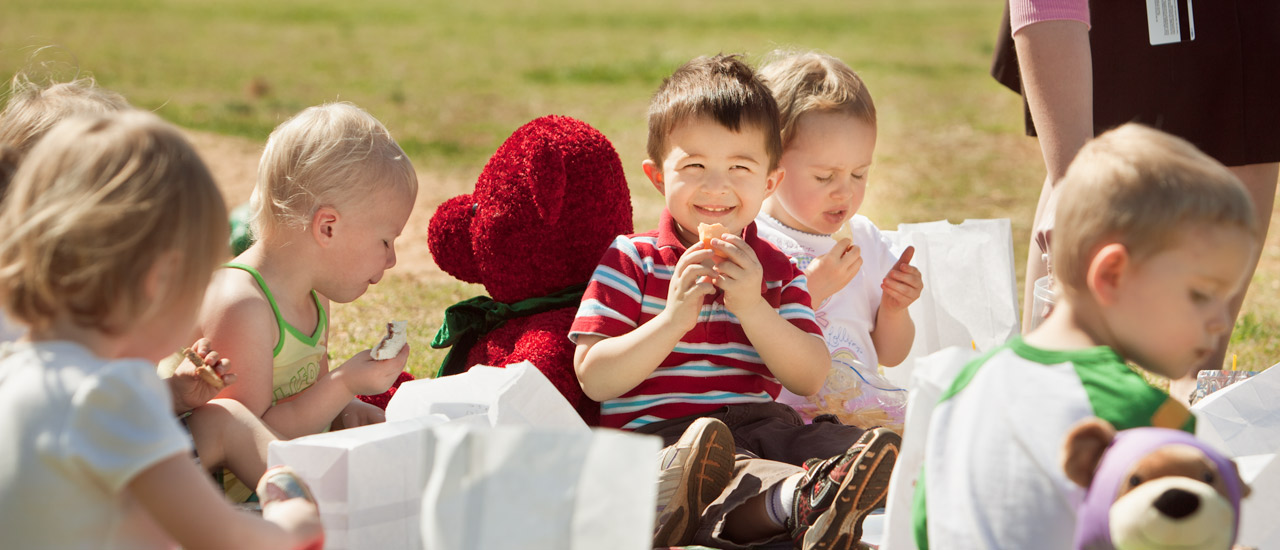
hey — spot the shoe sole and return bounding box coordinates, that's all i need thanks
[652,417,735,547]
[802,428,900,550]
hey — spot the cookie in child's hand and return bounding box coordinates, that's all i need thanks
[183,347,224,390]
[371,320,408,360]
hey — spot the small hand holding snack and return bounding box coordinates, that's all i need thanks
[331,322,411,396]
[804,237,863,307]
[880,246,922,312]
[169,338,235,414]
[704,231,767,316]
[666,238,718,332]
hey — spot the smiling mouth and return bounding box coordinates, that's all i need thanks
[697,206,734,215]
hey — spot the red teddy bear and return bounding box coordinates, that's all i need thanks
[427,115,632,426]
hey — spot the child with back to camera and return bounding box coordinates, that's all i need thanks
[571,54,899,550]
[0,71,282,491]
[755,50,922,431]
[198,102,415,443]
[912,123,1258,550]
[0,110,322,549]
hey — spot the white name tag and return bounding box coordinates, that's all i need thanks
[1147,0,1195,45]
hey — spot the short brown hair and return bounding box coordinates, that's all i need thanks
[758,49,876,148]
[251,102,418,240]
[1053,123,1258,295]
[0,111,229,334]
[646,54,782,171]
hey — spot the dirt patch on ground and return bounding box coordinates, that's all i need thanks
[183,129,463,282]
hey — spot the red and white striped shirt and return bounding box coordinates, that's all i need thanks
[570,209,823,430]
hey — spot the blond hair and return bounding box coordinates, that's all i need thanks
[251,102,417,240]
[758,50,876,148]
[0,73,130,156]
[1053,123,1258,295]
[0,111,229,334]
[647,54,783,171]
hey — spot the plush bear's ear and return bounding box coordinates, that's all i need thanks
[1229,459,1252,499]
[1062,417,1118,488]
[527,137,566,225]
[428,194,483,284]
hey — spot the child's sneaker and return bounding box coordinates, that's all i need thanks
[652,417,735,547]
[788,427,900,549]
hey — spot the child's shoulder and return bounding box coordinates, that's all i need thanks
[201,268,277,329]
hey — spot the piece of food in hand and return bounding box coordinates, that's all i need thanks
[370,320,408,360]
[183,347,225,390]
[830,222,853,243]
[698,222,728,257]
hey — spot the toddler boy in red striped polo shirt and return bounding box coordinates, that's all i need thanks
[570,54,899,550]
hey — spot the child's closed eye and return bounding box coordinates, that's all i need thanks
[1189,289,1210,304]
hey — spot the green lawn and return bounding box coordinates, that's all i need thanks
[5,0,1277,378]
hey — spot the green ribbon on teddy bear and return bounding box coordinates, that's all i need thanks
[430,283,588,378]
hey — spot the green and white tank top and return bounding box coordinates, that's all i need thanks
[225,263,327,404]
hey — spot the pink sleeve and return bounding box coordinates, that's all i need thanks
[1009,0,1090,35]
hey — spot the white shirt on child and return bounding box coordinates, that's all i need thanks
[756,214,909,428]
[0,340,190,549]
[755,213,898,369]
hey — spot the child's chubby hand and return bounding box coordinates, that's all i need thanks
[331,399,386,430]
[805,238,862,307]
[880,246,923,312]
[331,343,410,396]
[169,338,235,414]
[663,244,719,332]
[706,233,767,314]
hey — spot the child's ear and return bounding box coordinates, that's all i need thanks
[1061,417,1117,488]
[312,206,340,246]
[1087,243,1129,306]
[642,160,665,195]
[765,167,785,197]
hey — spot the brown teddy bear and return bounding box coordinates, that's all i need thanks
[1062,418,1250,550]
[427,115,632,426]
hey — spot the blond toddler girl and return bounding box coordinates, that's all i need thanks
[755,51,923,431]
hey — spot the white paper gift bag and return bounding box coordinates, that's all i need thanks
[267,415,447,550]
[420,425,660,550]
[882,219,1019,389]
[1192,364,1280,548]
[880,346,975,550]
[385,361,588,432]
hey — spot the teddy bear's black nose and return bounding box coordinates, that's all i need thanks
[1153,488,1200,519]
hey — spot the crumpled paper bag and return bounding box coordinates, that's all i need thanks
[1193,364,1280,548]
[385,361,588,432]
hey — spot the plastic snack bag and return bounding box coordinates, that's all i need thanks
[777,356,907,432]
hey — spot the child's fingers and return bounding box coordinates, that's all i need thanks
[892,246,915,271]
[882,278,921,301]
[712,234,759,265]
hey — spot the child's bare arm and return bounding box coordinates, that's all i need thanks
[710,235,829,396]
[199,280,284,420]
[262,347,408,439]
[129,454,321,550]
[871,247,922,367]
[574,247,718,402]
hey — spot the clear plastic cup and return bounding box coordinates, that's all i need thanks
[1029,276,1055,330]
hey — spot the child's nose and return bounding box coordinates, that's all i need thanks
[1207,305,1231,334]
[701,171,730,193]
[386,244,397,269]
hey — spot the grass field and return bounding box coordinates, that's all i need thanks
[4,0,1278,381]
